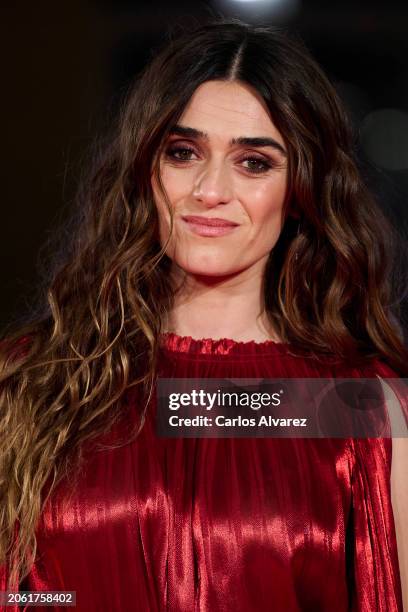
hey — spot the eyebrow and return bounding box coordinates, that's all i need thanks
[169,125,287,157]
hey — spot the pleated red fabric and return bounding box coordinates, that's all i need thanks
[1,333,406,611]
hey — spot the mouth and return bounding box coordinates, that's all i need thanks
[182,215,239,227]
[181,215,240,237]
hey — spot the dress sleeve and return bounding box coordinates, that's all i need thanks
[349,360,408,611]
[350,436,402,610]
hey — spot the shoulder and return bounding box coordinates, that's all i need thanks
[368,357,401,378]
[366,357,408,607]
[369,358,408,432]
[347,356,407,477]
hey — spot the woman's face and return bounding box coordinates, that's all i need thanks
[152,80,288,279]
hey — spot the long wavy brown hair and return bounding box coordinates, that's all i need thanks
[1,18,407,588]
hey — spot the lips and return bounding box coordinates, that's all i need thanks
[180,215,240,238]
[181,215,239,227]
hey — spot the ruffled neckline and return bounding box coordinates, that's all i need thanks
[159,331,291,356]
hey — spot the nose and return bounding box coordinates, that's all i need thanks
[192,160,233,207]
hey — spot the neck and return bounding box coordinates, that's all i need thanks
[162,257,281,343]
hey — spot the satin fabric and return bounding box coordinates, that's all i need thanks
[1,333,406,611]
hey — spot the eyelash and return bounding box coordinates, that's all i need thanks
[164,146,274,175]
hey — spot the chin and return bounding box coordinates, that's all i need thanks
[174,258,245,279]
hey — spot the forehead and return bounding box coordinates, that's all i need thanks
[178,80,283,142]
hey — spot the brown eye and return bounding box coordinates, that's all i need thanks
[165,146,197,162]
[242,157,272,174]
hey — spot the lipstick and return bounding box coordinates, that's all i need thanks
[181,215,239,237]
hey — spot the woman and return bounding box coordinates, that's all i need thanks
[1,19,407,611]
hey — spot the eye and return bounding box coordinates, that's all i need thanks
[164,146,198,162]
[241,157,273,174]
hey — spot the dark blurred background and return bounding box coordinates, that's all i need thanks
[2,0,408,334]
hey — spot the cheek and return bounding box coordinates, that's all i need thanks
[152,169,189,249]
[243,176,287,227]
[152,169,183,230]
[158,165,192,207]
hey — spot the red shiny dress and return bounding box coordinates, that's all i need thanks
[1,333,406,611]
